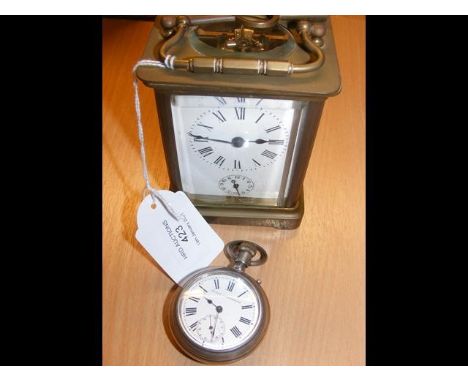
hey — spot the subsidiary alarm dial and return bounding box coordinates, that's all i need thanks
[218,175,255,196]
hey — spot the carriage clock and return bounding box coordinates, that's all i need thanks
[136,15,341,229]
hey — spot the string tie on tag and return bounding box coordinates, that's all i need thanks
[133,59,180,221]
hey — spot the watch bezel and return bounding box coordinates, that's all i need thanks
[167,266,270,364]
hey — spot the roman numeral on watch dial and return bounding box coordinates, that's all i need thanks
[189,321,199,331]
[214,278,220,289]
[215,97,227,105]
[185,307,197,316]
[234,160,241,169]
[227,280,235,292]
[188,296,200,303]
[242,304,253,309]
[230,326,242,338]
[239,317,251,325]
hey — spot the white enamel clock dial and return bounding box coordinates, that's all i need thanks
[171,95,299,204]
[177,271,261,351]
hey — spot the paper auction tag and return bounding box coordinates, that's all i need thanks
[136,191,224,285]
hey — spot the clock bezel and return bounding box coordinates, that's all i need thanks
[154,88,324,229]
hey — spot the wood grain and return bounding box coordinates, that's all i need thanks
[103,16,365,365]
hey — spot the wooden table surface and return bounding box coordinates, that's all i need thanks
[103,16,365,365]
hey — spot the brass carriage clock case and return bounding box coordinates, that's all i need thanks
[137,16,341,229]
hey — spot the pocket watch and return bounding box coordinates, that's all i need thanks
[167,240,270,363]
[136,15,341,229]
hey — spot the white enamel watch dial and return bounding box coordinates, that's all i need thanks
[178,271,261,351]
[171,95,300,204]
[170,241,269,363]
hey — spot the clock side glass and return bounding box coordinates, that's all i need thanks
[171,95,302,206]
[177,270,262,351]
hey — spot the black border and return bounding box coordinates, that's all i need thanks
[1,16,102,365]
[1,14,467,367]
[366,16,467,365]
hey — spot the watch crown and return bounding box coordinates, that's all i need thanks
[224,240,268,272]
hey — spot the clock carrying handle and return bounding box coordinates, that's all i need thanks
[158,16,325,76]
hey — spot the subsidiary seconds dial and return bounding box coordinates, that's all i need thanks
[188,100,289,171]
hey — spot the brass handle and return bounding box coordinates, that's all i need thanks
[159,18,324,76]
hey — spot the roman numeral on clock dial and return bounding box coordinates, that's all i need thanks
[261,149,277,159]
[215,97,227,105]
[198,146,214,157]
[212,110,226,122]
[255,113,265,124]
[234,160,241,169]
[214,156,225,167]
[214,278,220,289]
[188,296,200,303]
[242,304,253,309]
[265,125,281,133]
[269,139,284,145]
[235,107,245,120]
[196,123,214,130]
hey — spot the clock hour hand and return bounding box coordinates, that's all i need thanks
[188,132,232,144]
[249,138,284,145]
